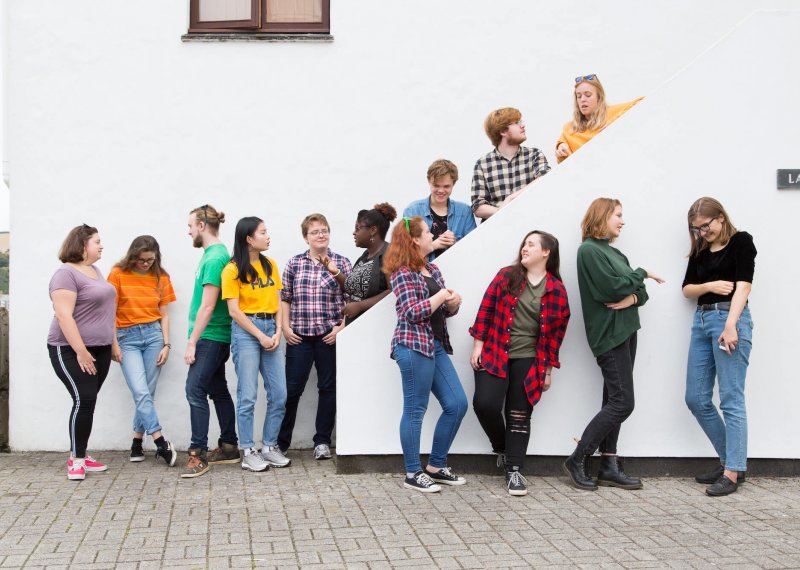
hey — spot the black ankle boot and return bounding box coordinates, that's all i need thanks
[562,448,597,490]
[597,455,642,489]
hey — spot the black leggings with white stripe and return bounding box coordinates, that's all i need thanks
[48,344,112,458]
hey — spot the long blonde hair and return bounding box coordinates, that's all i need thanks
[572,76,608,133]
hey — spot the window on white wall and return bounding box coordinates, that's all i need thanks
[189,0,330,33]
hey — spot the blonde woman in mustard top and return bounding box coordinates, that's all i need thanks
[108,235,178,467]
[221,216,290,472]
[555,74,643,163]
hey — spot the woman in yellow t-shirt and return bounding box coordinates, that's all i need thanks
[108,235,178,467]
[555,74,643,163]
[221,216,289,472]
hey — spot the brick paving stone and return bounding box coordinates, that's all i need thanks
[3,453,800,569]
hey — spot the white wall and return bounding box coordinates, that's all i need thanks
[339,10,800,458]
[6,1,798,453]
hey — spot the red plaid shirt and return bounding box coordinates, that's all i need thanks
[469,267,570,406]
[389,264,457,358]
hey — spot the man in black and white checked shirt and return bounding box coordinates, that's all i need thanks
[471,107,551,221]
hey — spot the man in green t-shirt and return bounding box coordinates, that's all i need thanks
[180,204,239,478]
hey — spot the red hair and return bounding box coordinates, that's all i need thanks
[383,216,426,275]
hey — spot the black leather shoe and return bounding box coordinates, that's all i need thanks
[695,465,746,485]
[597,455,643,490]
[561,448,597,491]
[706,474,738,496]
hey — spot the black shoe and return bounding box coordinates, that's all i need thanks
[403,470,441,493]
[130,438,145,463]
[597,455,642,490]
[155,440,177,467]
[706,474,738,496]
[425,467,466,486]
[505,467,528,496]
[695,465,746,485]
[562,448,597,491]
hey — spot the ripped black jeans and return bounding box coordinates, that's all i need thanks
[473,357,534,470]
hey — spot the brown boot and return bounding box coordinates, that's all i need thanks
[207,440,240,464]
[180,448,209,479]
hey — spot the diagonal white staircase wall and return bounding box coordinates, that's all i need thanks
[337,11,800,458]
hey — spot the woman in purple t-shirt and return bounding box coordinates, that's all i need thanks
[48,224,117,481]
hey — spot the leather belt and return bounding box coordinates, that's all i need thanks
[698,302,731,311]
[245,312,275,319]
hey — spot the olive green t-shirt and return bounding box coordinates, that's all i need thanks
[508,277,546,358]
[188,243,232,343]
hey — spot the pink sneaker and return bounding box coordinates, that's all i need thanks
[68,458,86,481]
[69,455,108,473]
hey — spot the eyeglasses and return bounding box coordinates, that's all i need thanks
[354,224,369,231]
[689,217,718,235]
[511,120,525,128]
[137,257,156,265]
[575,74,597,83]
[307,229,330,237]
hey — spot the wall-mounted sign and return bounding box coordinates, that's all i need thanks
[777,169,800,189]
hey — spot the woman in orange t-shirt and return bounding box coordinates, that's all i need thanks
[108,235,177,467]
[555,74,643,163]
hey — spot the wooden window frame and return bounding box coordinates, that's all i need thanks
[188,0,330,34]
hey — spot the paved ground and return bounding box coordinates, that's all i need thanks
[0,451,799,569]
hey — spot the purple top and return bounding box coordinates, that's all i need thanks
[48,264,117,347]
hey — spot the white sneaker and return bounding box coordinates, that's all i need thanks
[241,448,269,472]
[260,446,291,467]
[314,444,332,460]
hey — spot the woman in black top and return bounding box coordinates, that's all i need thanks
[682,197,756,497]
[325,203,397,324]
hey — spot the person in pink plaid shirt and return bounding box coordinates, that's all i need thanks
[278,213,352,460]
[384,216,468,493]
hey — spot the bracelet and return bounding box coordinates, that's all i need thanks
[331,269,341,277]
[164,343,171,349]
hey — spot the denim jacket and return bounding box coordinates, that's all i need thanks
[402,197,477,261]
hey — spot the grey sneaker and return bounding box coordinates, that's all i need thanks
[314,443,332,460]
[260,446,291,468]
[241,449,269,472]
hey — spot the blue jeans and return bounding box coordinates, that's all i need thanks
[232,318,287,449]
[278,333,336,450]
[185,338,237,450]
[685,306,753,471]
[117,321,165,435]
[394,341,468,473]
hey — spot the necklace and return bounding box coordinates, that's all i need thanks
[69,263,97,279]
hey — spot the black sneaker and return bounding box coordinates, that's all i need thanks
[706,474,738,497]
[130,439,145,463]
[425,467,466,486]
[403,470,441,493]
[506,467,528,496]
[155,440,177,467]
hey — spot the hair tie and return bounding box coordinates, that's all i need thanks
[403,217,412,232]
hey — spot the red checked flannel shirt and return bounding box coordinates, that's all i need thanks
[469,267,570,406]
[389,264,458,359]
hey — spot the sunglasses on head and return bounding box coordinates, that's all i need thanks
[574,74,597,83]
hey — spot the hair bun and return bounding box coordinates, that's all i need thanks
[373,202,397,223]
[217,211,226,224]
